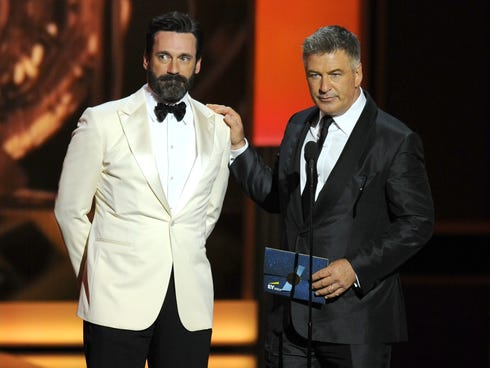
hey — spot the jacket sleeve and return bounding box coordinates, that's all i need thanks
[54,108,103,276]
[229,145,281,214]
[348,132,434,294]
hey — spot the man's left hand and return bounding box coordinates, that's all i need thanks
[311,258,356,299]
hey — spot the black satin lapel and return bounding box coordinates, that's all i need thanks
[314,95,377,217]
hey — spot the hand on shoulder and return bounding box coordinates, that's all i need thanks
[207,104,246,150]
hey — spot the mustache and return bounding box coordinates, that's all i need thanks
[157,74,188,84]
[148,70,192,104]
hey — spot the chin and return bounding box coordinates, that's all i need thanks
[316,102,336,115]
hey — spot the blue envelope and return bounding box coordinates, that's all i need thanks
[263,247,329,304]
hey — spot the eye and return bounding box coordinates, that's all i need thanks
[157,53,171,63]
[179,55,192,62]
[307,72,321,79]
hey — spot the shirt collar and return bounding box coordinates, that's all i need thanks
[318,88,367,135]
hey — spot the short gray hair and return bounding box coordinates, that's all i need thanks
[302,25,360,68]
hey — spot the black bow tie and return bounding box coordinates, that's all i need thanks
[154,102,186,122]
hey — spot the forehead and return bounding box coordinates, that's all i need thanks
[152,31,197,55]
[304,50,352,71]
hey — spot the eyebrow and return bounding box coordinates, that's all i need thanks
[307,67,343,75]
[156,51,194,58]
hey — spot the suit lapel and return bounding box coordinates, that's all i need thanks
[313,92,377,219]
[118,88,171,213]
[172,99,215,215]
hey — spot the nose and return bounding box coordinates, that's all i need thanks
[319,77,330,93]
[167,59,179,75]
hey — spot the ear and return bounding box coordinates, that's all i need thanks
[194,58,202,74]
[354,63,363,88]
[143,54,149,70]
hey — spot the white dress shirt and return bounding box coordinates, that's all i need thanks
[145,85,196,213]
[300,90,366,198]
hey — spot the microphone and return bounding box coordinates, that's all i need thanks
[304,141,319,165]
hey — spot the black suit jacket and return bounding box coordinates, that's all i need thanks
[230,91,434,344]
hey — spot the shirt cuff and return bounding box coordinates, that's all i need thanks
[229,138,249,164]
[354,273,361,288]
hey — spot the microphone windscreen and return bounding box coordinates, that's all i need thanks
[304,141,319,162]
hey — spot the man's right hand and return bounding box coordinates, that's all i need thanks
[207,104,246,150]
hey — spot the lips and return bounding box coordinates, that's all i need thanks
[318,95,335,103]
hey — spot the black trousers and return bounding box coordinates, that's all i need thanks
[265,325,391,368]
[83,272,212,368]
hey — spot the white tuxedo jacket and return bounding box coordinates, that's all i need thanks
[54,86,230,331]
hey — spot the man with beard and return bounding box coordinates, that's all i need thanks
[54,11,230,368]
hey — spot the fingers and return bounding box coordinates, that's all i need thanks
[207,104,240,127]
[207,104,246,149]
[325,283,345,299]
[313,281,345,299]
[207,104,234,116]
[311,259,356,299]
[311,267,330,282]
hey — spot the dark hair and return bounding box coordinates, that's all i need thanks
[145,11,203,60]
[302,25,360,68]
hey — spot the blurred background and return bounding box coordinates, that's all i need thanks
[0,0,488,367]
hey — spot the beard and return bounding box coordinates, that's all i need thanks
[147,69,195,104]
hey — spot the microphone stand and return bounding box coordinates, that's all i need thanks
[306,150,317,368]
[303,140,319,367]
